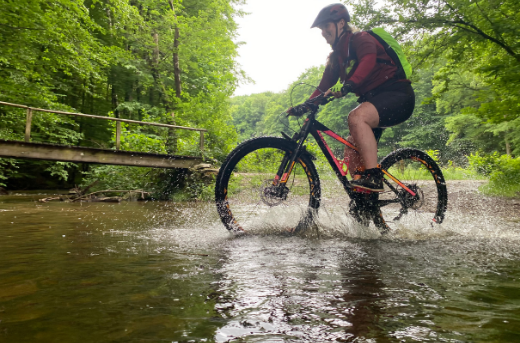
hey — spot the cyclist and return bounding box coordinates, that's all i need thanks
[287,3,415,192]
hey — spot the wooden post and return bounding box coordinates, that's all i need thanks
[199,131,204,155]
[25,108,33,142]
[116,121,121,150]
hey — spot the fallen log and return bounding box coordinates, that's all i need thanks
[39,189,151,202]
[72,190,150,202]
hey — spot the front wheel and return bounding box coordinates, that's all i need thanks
[376,149,448,232]
[215,137,321,234]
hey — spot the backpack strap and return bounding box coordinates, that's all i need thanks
[367,30,407,80]
[346,31,360,65]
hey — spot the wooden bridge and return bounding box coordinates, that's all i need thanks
[0,101,206,169]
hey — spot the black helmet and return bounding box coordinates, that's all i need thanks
[311,3,350,28]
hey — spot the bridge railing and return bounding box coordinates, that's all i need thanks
[0,101,207,155]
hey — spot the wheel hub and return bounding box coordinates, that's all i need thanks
[399,184,424,210]
[260,179,289,207]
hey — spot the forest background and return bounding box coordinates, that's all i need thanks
[0,0,519,198]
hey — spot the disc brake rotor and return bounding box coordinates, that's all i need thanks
[259,179,289,207]
[400,184,424,210]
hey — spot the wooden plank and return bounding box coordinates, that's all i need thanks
[0,140,201,169]
[25,108,33,143]
[199,131,204,154]
[116,121,121,150]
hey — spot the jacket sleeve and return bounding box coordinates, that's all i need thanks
[310,63,339,99]
[344,53,377,89]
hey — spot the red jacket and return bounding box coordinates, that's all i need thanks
[311,31,408,98]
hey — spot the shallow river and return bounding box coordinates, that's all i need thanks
[1,190,520,342]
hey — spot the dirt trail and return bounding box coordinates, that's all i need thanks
[447,180,520,222]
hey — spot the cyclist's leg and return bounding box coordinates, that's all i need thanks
[350,83,415,165]
[344,129,385,179]
[344,136,363,178]
[347,102,380,169]
[348,84,414,191]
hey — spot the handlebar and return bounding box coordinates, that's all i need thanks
[300,93,335,114]
[306,93,335,107]
[285,92,336,118]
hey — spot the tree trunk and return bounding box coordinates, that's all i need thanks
[168,0,182,98]
[167,0,182,154]
[111,83,119,119]
[173,26,181,98]
[153,32,159,65]
[505,136,511,156]
[151,32,161,107]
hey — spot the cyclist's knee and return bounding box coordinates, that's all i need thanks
[348,110,366,127]
[348,104,379,127]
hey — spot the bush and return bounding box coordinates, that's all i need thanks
[467,151,502,177]
[468,152,520,197]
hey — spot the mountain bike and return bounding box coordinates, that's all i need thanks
[215,93,448,234]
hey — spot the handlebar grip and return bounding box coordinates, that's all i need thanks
[320,95,335,105]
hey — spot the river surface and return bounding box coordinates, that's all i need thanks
[1,188,520,342]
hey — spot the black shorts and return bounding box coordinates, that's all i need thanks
[357,81,415,142]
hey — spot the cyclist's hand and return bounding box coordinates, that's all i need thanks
[313,93,333,105]
[286,104,310,117]
[326,82,353,98]
[325,88,341,98]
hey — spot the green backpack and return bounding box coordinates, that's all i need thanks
[360,28,413,80]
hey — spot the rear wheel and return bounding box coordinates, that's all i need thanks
[215,137,321,234]
[376,149,448,232]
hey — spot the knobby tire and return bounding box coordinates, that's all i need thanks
[375,148,448,232]
[215,137,321,234]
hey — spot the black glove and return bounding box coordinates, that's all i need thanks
[340,82,354,96]
[318,95,333,105]
[287,103,311,117]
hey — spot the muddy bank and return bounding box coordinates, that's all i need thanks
[447,180,520,221]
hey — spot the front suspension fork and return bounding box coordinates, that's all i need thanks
[274,120,313,186]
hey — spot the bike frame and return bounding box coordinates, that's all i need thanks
[276,109,417,202]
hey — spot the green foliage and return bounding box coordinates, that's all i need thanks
[45,162,78,181]
[230,65,359,145]
[0,0,243,190]
[0,159,18,187]
[469,152,520,197]
[426,150,440,163]
[485,157,520,197]
[442,163,485,181]
[468,151,503,177]
[81,165,154,192]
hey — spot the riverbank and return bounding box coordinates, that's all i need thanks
[447,180,520,223]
